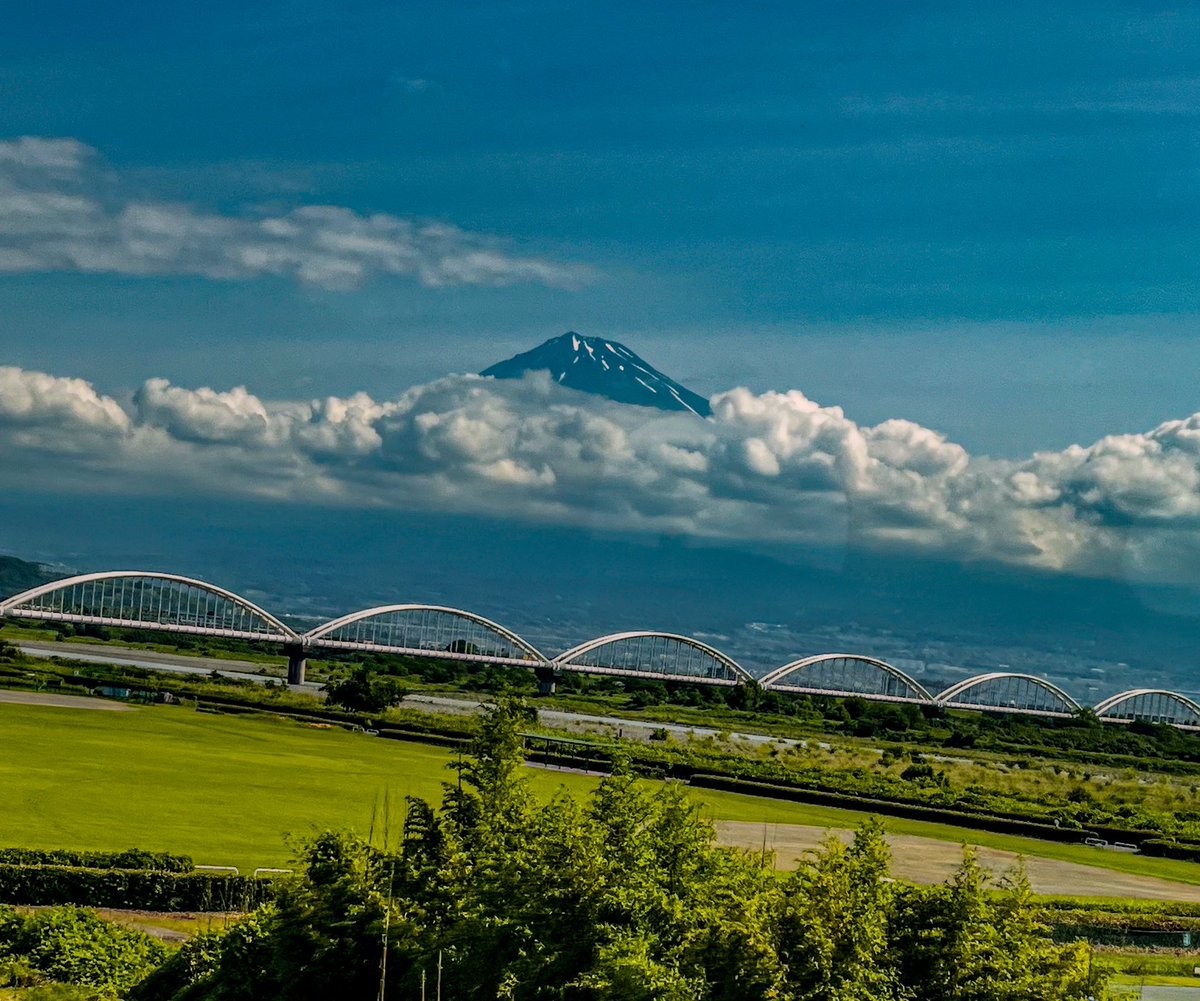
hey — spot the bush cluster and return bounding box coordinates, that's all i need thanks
[0,905,166,995]
[0,865,274,912]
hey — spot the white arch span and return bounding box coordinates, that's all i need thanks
[0,571,297,642]
[759,653,933,703]
[304,604,547,666]
[1093,689,1200,723]
[553,631,752,685]
[936,672,1081,715]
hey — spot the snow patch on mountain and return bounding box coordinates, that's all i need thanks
[480,332,712,416]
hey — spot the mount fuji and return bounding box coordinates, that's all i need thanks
[481,332,712,416]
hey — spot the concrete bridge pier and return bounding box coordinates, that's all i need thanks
[535,665,561,696]
[284,643,307,685]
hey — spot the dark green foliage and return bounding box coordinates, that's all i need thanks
[133,699,1109,1001]
[0,866,274,911]
[322,665,407,713]
[0,905,166,994]
[128,930,228,1001]
[1140,838,1200,862]
[0,848,192,872]
[887,858,1097,1001]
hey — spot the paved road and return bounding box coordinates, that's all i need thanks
[15,642,815,746]
[16,641,314,691]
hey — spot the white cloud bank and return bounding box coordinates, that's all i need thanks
[6,363,1200,585]
[0,137,592,290]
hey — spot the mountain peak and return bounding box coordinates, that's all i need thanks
[481,332,712,416]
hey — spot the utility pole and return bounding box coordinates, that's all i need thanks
[377,909,389,1001]
[377,864,394,1001]
[437,950,443,1001]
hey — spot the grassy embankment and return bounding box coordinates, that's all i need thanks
[4,699,1200,888]
[14,629,1200,870]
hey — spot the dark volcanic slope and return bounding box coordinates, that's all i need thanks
[481,332,712,416]
[0,555,56,596]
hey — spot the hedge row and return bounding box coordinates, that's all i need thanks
[1038,910,1200,933]
[0,847,193,872]
[1038,896,1200,916]
[1046,922,1196,948]
[1140,839,1200,863]
[686,773,1091,843]
[0,865,278,911]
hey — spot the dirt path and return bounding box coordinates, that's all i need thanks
[21,906,241,943]
[0,689,131,711]
[717,821,1200,901]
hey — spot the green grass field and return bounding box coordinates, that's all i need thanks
[0,701,600,870]
[5,699,1200,890]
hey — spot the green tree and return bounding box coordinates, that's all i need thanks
[322,666,407,713]
[778,822,900,1001]
[890,851,1104,1001]
[133,702,1111,1001]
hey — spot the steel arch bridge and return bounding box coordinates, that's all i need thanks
[553,631,751,685]
[759,654,933,704]
[0,572,297,643]
[935,672,1081,717]
[302,605,547,668]
[8,571,1200,730]
[1093,689,1200,728]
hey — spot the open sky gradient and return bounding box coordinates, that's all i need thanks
[4,2,1200,641]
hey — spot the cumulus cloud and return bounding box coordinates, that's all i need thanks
[9,362,1200,584]
[0,137,593,290]
[0,366,129,456]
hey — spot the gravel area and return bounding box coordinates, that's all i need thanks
[0,689,131,711]
[717,821,1200,901]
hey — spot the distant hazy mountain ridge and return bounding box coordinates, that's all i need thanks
[0,555,56,597]
[481,332,712,416]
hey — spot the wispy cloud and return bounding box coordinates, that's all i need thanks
[8,362,1200,585]
[0,137,594,291]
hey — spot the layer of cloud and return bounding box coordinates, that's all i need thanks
[8,363,1200,585]
[0,137,593,290]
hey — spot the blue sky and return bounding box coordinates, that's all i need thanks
[5,0,1200,607]
[2,1,1199,454]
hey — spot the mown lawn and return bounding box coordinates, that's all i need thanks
[5,700,1200,890]
[0,701,593,870]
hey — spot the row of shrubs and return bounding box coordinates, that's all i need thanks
[0,864,276,911]
[1038,895,1200,916]
[1139,838,1200,862]
[1035,896,1200,933]
[0,847,193,872]
[684,773,1091,843]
